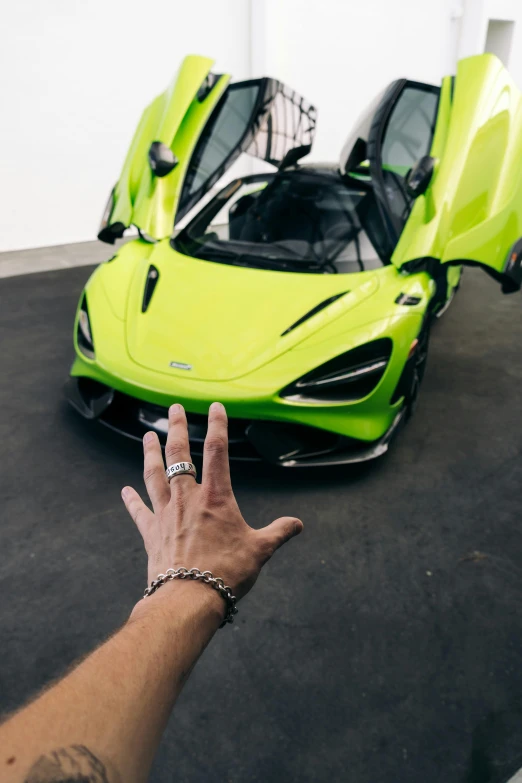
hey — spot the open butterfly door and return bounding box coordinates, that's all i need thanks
[356,54,522,293]
[99,54,317,244]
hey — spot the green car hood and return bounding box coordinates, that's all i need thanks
[124,243,380,382]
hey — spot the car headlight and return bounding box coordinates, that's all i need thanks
[280,338,392,403]
[77,295,95,359]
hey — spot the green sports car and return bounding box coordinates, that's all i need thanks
[65,53,522,466]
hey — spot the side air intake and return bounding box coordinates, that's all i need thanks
[280,338,393,403]
[281,292,348,336]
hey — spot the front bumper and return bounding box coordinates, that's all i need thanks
[64,376,405,467]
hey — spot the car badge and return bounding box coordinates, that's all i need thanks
[169,361,192,371]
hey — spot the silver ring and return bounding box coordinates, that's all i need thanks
[166,461,197,481]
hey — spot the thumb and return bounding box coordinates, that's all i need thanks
[257,515,304,559]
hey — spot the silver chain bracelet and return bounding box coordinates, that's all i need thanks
[143,567,238,628]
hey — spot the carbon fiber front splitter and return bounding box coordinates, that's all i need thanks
[64,376,403,467]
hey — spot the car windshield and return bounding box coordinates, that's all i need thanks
[173,169,390,274]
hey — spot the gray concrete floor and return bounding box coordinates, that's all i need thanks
[1,248,522,782]
[0,239,124,278]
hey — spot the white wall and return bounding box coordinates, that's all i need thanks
[252,0,522,166]
[0,0,251,252]
[3,0,522,252]
[458,0,522,77]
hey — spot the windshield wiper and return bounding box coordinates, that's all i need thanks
[246,256,325,273]
[196,245,325,273]
[196,247,251,267]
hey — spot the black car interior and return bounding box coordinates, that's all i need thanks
[175,168,392,272]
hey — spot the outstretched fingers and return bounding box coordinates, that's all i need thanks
[202,402,232,499]
[142,431,170,512]
[121,485,155,544]
[165,404,196,495]
[256,516,304,562]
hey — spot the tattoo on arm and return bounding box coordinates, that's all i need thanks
[24,745,109,782]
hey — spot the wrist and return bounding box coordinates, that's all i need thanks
[129,577,225,629]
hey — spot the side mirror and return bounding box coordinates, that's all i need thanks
[148,141,179,178]
[279,144,312,170]
[405,155,436,198]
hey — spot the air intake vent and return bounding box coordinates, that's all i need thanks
[281,292,348,336]
[142,265,159,313]
[280,338,392,403]
[395,292,421,306]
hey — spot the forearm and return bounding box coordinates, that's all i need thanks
[0,580,223,783]
[0,402,303,781]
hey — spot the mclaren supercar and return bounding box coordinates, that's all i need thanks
[65,53,522,466]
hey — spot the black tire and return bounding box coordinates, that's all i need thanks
[434,287,455,319]
[404,319,430,418]
[433,268,463,320]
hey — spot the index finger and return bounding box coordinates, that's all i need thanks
[202,402,232,497]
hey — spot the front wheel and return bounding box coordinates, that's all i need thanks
[433,266,462,320]
[404,320,430,418]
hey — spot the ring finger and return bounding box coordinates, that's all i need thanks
[143,431,170,512]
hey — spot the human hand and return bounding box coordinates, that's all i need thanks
[121,402,303,604]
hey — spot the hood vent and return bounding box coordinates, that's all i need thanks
[142,265,160,313]
[281,292,348,337]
